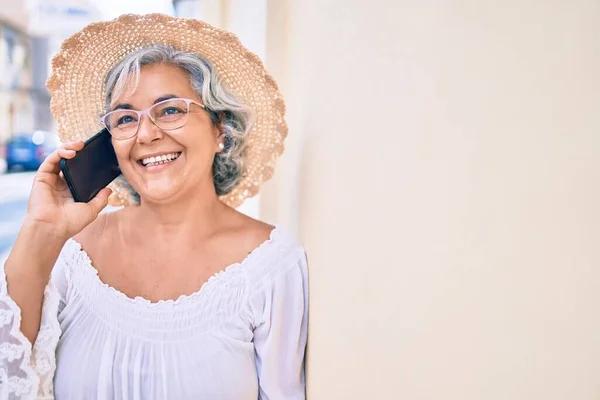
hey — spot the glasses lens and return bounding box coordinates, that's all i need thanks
[105,110,139,139]
[151,99,189,130]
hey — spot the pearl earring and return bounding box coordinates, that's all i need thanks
[218,143,225,150]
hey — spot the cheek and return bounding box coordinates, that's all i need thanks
[112,140,135,165]
[177,130,215,157]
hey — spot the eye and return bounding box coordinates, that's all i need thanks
[161,107,185,116]
[117,115,137,126]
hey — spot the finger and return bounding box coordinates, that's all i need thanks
[37,149,64,175]
[38,140,84,175]
[56,148,76,160]
[87,188,112,216]
[62,140,85,151]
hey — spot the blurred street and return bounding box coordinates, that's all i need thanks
[0,172,33,258]
[0,171,123,263]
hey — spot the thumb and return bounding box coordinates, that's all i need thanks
[87,188,112,216]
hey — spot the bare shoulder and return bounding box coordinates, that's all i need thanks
[222,215,307,288]
[215,211,277,257]
[224,214,275,248]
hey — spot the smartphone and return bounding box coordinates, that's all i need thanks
[59,128,121,203]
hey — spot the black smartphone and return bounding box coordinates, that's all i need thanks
[59,128,121,203]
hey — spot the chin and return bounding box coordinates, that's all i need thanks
[134,184,185,204]
[142,192,181,205]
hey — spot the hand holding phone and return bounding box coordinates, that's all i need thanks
[25,134,115,241]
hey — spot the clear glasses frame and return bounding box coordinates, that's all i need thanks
[99,97,206,140]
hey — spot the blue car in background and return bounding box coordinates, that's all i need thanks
[5,131,60,171]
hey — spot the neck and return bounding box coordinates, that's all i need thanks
[124,187,230,248]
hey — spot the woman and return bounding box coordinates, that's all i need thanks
[0,14,308,399]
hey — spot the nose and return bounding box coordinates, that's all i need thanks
[136,114,164,144]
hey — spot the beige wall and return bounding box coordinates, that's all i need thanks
[263,0,600,399]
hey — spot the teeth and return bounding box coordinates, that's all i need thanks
[142,152,180,167]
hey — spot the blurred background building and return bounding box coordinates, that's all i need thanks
[0,5,37,146]
[0,0,100,148]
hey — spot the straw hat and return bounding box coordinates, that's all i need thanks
[46,13,287,208]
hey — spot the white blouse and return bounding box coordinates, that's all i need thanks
[0,225,308,399]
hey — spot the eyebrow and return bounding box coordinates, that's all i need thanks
[111,94,179,111]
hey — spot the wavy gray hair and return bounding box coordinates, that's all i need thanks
[104,44,253,200]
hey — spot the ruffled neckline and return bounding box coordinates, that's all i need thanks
[67,225,282,308]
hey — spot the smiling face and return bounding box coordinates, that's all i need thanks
[108,63,223,204]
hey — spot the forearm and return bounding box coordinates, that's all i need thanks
[4,219,67,345]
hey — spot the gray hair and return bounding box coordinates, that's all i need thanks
[104,44,253,200]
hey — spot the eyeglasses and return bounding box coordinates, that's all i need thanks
[100,98,206,140]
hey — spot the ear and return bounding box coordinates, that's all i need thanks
[214,125,225,152]
[213,112,226,152]
[212,123,221,139]
[212,111,226,137]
